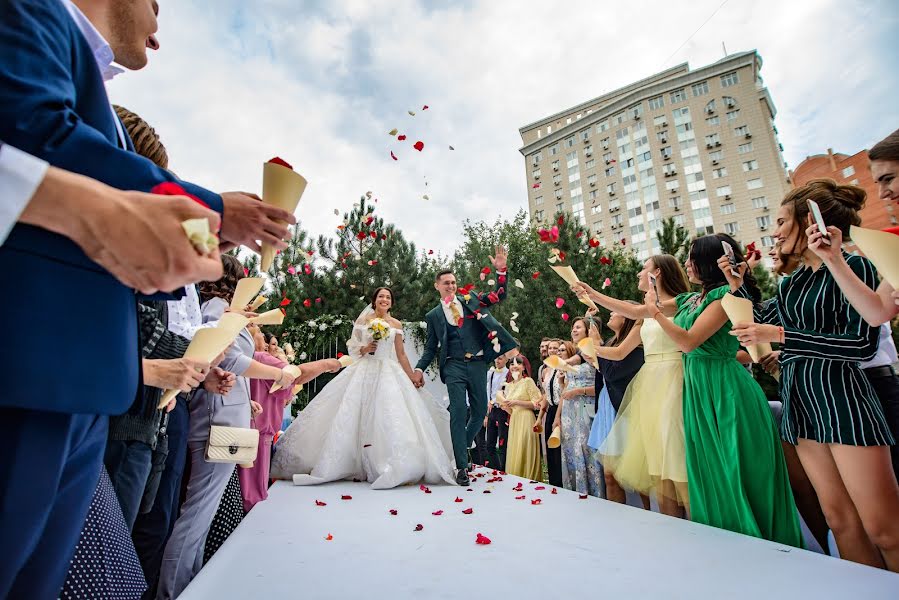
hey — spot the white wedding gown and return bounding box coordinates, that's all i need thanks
[270,326,457,488]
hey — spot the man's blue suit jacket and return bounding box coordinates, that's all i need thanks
[0,0,224,414]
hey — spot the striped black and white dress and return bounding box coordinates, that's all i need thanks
[740,252,894,446]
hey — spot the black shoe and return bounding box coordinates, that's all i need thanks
[455,470,470,486]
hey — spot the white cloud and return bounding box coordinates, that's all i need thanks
[107,0,898,257]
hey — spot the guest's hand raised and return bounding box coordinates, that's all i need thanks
[716,255,748,291]
[806,222,843,264]
[219,191,297,254]
[730,322,781,346]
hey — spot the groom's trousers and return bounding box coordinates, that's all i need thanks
[444,358,489,469]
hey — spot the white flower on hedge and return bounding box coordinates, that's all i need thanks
[308,333,315,339]
[419,322,427,329]
[319,323,327,331]
[299,352,308,360]
[307,320,316,327]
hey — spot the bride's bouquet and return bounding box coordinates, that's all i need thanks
[368,318,390,341]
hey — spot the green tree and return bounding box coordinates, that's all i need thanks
[655,217,691,262]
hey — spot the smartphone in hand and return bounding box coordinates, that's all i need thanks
[648,273,662,307]
[721,240,740,277]
[807,199,832,246]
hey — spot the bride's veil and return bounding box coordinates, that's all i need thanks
[346,304,375,358]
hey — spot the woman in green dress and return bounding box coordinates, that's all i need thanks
[645,234,803,547]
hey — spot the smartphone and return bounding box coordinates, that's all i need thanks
[648,273,662,307]
[807,199,832,246]
[721,240,740,277]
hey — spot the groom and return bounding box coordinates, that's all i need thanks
[412,246,517,485]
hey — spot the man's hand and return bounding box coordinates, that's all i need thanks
[759,351,781,376]
[203,367,236,395]
[219,192,297,253]
[410,370,425,388]
[250,400,263,418]
[489,245,508,272]
[144,358,209,391]
[19,168,224,295]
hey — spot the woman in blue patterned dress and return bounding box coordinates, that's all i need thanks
[552,318,603,497]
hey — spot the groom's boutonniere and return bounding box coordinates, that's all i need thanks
[463,293,471,301]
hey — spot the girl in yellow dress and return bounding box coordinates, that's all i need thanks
[500,356,544,481]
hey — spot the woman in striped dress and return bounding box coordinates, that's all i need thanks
[728,180,899,571]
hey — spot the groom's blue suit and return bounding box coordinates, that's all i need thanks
[0,1,223,596]
[416,275,518,469]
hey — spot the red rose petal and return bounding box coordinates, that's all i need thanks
[535,486,546,490]
[362,443,371,448]
[397,134,407,141]
[390,151,398,160]
[482,490,491,494]
[515,495,526,500]
[531,499,542,505]
[551,488,558,495]
[315,500,327,506]
[466,488,473,492]
[462,508,474,514]
[325,533,333,541]
[341,495,352,500]
[389,509,398,515]
[422,105,429,110]
[432,510,443,516]
[475,533,492,545]
[413,141,424,151]
[280,297,291,307]
[268,157,293,170]
[579,494,588,499]
[243,267,249,276]
[454,497,463,503]
[532,272,540,279]
[414,524,423,531]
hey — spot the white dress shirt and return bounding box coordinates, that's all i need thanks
[0,144,49,245]
[486,367,509,407]
[441,296,465,327]
[61,0,127,148]
[167,285,205,340]
[860,323,899,369]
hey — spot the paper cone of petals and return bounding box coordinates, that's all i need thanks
[158,325,245,408]
[271,364,302,393]
[230,277,264,311]
[547,426,561,448]
[851,226,899,288]
[260,162,307,271]
[249,308,285,326]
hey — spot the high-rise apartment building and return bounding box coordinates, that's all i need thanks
[519,51,789,260]
[791,148,896,230]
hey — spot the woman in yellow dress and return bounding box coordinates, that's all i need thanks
[501,356,544,481]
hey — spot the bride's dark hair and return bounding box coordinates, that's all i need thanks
[370,287,395,309]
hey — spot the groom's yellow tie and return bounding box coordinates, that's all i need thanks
[449,298,463,327]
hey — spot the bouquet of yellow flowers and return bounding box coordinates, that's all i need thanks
[368,318,390,341]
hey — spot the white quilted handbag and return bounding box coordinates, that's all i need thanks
[205,425,259,465]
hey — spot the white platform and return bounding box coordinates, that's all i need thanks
[181,466,898,599]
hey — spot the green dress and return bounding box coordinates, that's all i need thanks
[674,286,803,547]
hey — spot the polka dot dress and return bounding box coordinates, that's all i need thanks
[60,468,147,599]
[203,467,245,565]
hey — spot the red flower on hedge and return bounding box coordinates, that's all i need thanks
[303,299,312,308]
[279,297,291,307]
[356,231,367,240]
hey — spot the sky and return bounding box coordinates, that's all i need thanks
[108,0,899,258]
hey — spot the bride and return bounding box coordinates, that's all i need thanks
[270,287,457,488]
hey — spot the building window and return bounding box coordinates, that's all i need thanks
[653,116,667,128]
[630,104,644,119]
[591,205,602,215]
[712,167,728,179]
[742,160,759,172]
[549,144,559,156]
[723,96,737,109]
[580,129,591,142]
[602,151,613,163]
[692,81,710,96]
[553,174,562,185]
[551,160,560,171]
[556,202,565,213]
[706,116,720,126]
[656,130,669,143]
[716,185,732,197]
[605,166,616,177]
[531,152,542,166]
[669,196,682,209]
[649,95,664,110]
[757,215,771,229]
[842,165,856,178]
[747,178,763,190]
[666,180,680,191]
[534,209,544,221]
[585,159,596,170]
[761,236,774,246]
[615,112,626,125]
[584,144,593,156]
[616,127,630,140]
[709,150,723,161]
[670,88,686,104]
[663,163,677,176]
[721,203,736,215]
[554,189,563,200]
[535,196,544,206]
[660,146,673,159]
[705,99,716,114]
[565,136,575,148]
[752,196,768,209]
[601,137,611,149]
[705,133,720,146]
[587,174,597,186]
[724,222,740,235]
[720,72,739,87]
[727,109,740,121]
[734,126,749,137]
[738,142,753,154]
[532,168,541,179]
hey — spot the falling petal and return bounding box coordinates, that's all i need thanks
[514,279,524,289]
[422,104,429,110]
[390,151,398,161]
[388,128,398,136]
[562,313,570,321]
[602,277,612,289]
[413,141,424,152]
[408,110,416,116]
[555,297,565,309]
[398,134,407,141]
[449,145,455,150]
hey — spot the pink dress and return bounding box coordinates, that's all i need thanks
[238,351,293,512]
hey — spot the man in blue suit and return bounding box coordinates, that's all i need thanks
[0,1,297,596]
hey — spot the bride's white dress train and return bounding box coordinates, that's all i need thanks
[270,326,457,488]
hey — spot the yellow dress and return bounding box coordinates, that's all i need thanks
[597,318,688,504]
[503,377,544,481]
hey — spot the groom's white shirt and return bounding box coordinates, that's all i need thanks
[441,296,465,327]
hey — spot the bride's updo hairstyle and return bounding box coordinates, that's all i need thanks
[370,286,395,310]
[199,254,244,304]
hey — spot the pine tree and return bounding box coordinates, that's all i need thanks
[655,216,691,262]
